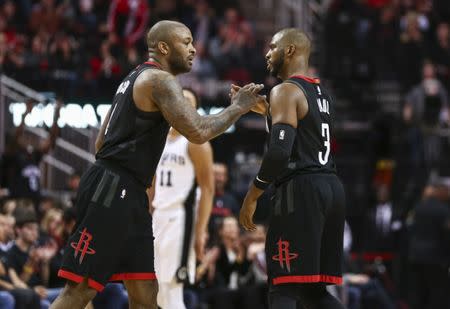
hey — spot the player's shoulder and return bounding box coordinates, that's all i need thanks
[270,82,306,102]
[136,68,175,86]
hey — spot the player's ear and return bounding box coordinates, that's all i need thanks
[158,41,170,55]
[286,44,296,57]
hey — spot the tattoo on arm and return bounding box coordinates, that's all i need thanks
[151,73,243,144]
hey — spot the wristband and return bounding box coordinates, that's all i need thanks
[253,176,270,190]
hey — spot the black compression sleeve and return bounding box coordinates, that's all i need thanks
[254,123,296,190]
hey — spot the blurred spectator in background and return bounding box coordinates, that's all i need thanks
[245,225,267,285]
[209,163,239,236]
[364,185,401,254]
[0,213,41,309]
[1,99,61,212]
[62,172,80,208]
[373,4,399,79]
[74,0,98,36]
[429,22,450,91]
[398,12,427,90]
[191,42,217,80]
[341,222,396,309]
[7,209,61,308]
[107,0,150,47]
[408,178,450,309]
[206,216,264,309]
[209,7,253,84]
[404,61,449,128]
[46,207,76,290]
[188,0,216,49]
[39,208,63,248]
[29,0,67,36]
[48,32,80,98]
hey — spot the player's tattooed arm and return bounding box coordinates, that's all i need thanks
[150,72,263,144]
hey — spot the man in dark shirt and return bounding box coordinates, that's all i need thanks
[408,178,450,309]
[0,214,41,309]
[7,211,60,307]
[209,163,239,235]
[1,99,60,210]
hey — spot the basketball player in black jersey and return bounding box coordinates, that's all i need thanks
[239,29,346,309]
[50,20,264,309]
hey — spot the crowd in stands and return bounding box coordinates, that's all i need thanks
[0,0,449,308]
[0,0,264,103]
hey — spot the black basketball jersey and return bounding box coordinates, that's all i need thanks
[96,62,170,187]
[274,75,336,184]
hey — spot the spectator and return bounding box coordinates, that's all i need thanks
[364,185,401,254]
[408,178,450,309]
[207,216,264,309]
[107,0,150,47]
[48,33,80,98]
[189,0,216,48]
[404,61,449,127]
[7,209,61,308]
[62,172,80,207]
[209,7,254,83]
[341,222,396,309]
[74,0,98,36]
[2,99,61,211]
[373,4,400,79]
[39,208,63,247]
[209,163,239,235]
[429,22,450,90]
[0,213,41,309]
[23,33,50,90]
[398,12,427,90]
[28,0,67,35]
[46,207,76,289]
[245,225,267,284]
[191,42,217,79]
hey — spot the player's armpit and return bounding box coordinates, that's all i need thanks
[95,106,113,153]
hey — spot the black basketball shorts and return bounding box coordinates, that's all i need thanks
[58,160,155,292]
[266,173,345,287]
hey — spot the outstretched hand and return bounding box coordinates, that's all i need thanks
[230,83,265,114]
[230,84,268,115]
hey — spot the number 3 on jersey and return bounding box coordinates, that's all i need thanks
[318,123,330,165]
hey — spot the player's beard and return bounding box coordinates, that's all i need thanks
[169,49,190,75]
[270,53,285,77]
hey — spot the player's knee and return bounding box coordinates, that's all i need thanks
[61,280,97,303]
[129,280,158,306]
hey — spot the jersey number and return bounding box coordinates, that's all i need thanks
[318,123,330,165]
[159,170,173,187]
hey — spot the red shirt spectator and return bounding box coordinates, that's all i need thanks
[107,0,150,47]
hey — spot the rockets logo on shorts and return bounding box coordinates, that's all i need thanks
[272,238,298,272]
[70,228,96,264]
[279,130,285,140]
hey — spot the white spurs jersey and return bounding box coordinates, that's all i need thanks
[153,135,196,209]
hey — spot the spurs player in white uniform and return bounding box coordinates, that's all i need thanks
[152,89,214,309]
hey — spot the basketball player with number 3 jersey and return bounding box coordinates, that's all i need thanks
[239,28,346,309]
[152,89,214,309]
